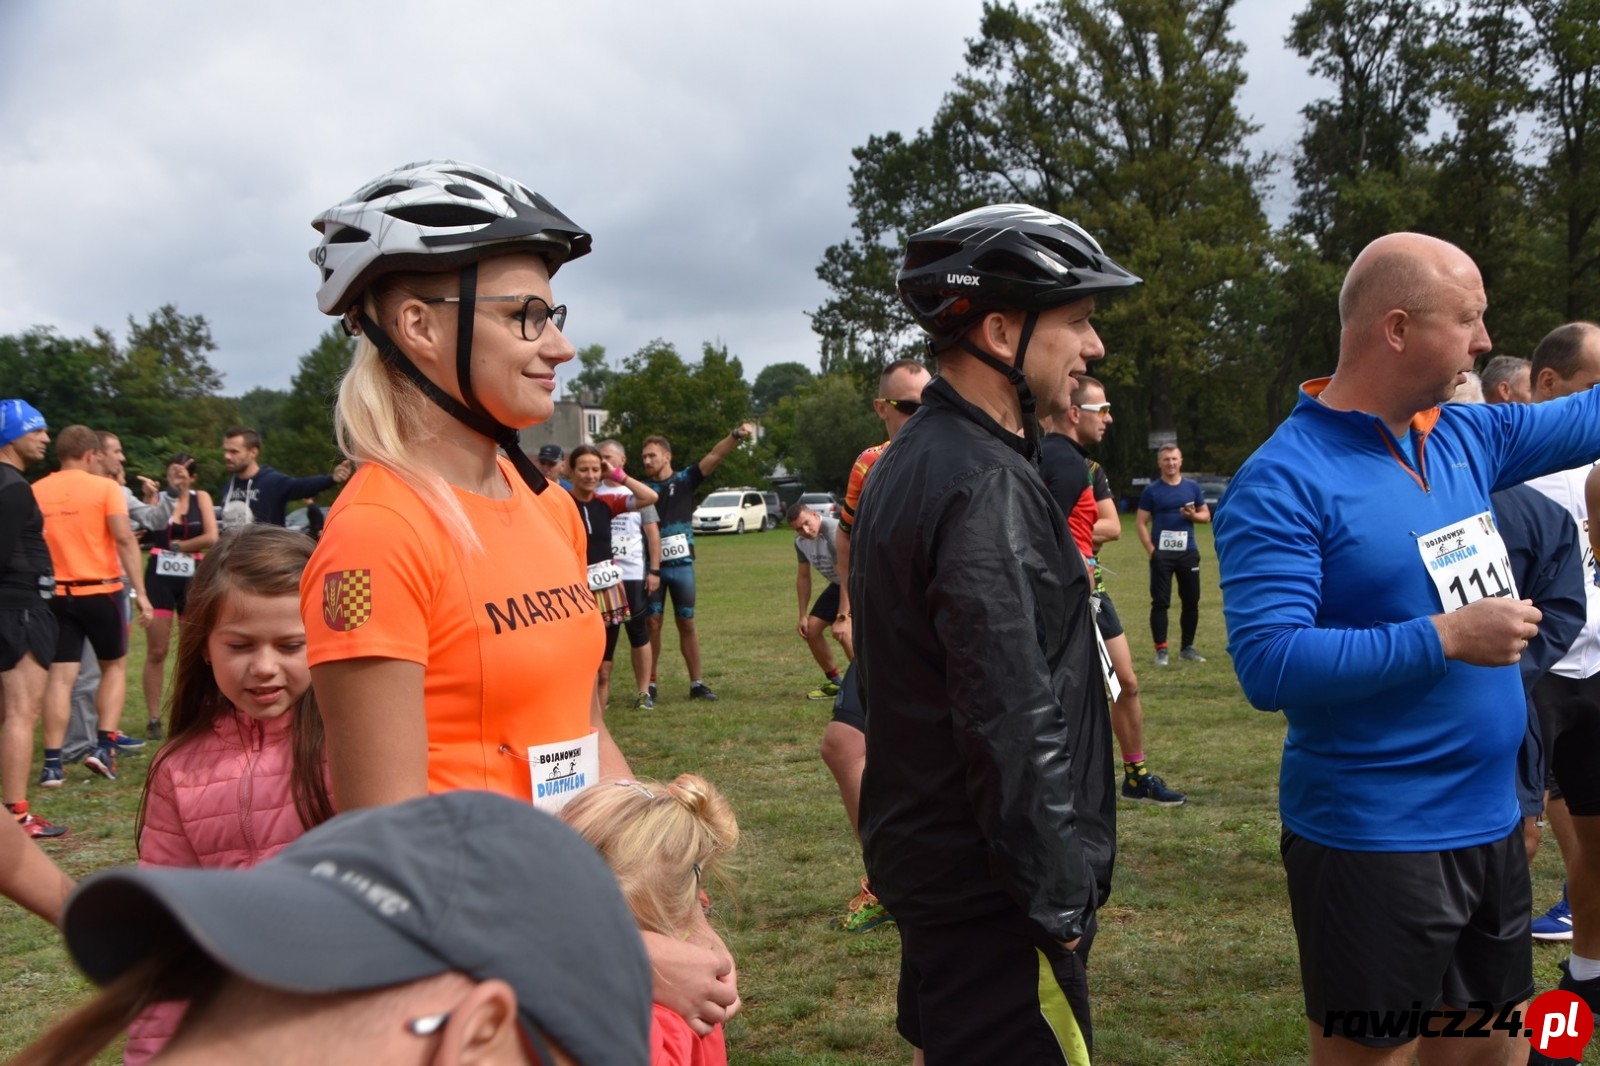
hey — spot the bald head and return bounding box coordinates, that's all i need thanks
[1338,233,1478,334]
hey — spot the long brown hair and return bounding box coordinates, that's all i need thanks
[135,527,335,845]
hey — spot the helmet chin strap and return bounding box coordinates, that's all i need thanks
[354,270,548,495]
[954,310,1040,448]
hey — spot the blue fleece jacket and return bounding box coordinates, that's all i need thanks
[1215,380,1600,851]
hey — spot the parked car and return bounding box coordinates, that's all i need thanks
[797,492,840,520]
[693,489,768,534]
[762,492,782,531]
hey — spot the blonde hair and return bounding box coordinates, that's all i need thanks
[560,774,739,938]
[334,276,479,549]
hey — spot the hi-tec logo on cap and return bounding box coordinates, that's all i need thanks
[323,569,373,632]
[309,860,414,917]
[947,273,980,285]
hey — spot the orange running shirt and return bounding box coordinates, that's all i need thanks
[33,469,128,595]
[301,459,604,801]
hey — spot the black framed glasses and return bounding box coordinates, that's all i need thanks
[420,295,567,341]
[879,397,922,414]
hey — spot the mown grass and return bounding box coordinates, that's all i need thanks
[0,517,1574,1064]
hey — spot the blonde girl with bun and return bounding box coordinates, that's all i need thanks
[561,774,739,1066]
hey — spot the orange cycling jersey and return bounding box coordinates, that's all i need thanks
[33,469,127,595]
[839,440,889,537]
[302,459,603,800]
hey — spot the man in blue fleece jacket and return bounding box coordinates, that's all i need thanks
[1215,232,1600,1064]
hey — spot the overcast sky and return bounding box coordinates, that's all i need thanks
[0,1,1322,398]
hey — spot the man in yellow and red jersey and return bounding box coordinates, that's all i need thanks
[823,358,928,934]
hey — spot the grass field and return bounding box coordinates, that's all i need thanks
[0,516,1575,1064]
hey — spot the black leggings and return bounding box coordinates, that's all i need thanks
[1149,551,1200,648]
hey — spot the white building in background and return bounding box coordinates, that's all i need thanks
[517,390,608,454]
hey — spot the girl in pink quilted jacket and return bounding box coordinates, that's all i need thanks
[561,775,739,1066]
[125,525,334,1065]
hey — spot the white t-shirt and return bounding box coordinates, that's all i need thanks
[598,484,657,582]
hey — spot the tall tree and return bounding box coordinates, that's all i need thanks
[601,340,762,494]
[751,362,816,414]
[1275,0,1442,407]
[1422,0,1545,353]
[566,343,616,404]
[268,326,355,487]
[1525,0,1600,321]
[813,0,1271,466]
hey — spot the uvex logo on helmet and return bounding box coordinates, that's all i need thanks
[946,273,980,286]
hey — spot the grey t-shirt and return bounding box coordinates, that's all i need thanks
[795,516,841,584]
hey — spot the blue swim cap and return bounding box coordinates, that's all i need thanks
[0,401,47,447]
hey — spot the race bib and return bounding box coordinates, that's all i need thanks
[1158,529,1189,552]
[155,551,196,578]
[587,559,622,592]
[1417,510,1519,612]
[613,534,639,560]
[1091,596,1122,703]
[661,533,691,562]
[528,731,599,813]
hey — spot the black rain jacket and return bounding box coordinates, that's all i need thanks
[851,376,1115,941]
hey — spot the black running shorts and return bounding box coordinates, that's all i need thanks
[1533,671,1600,816]
[1092,591,1124,641]
[1281,825,1532,1048]
[49,592,127,663]
[0,606,58,672]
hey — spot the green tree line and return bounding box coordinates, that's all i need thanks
[2,313,890,502]
[0,309,353,500]
[813,0,1600,480]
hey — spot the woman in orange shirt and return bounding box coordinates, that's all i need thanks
[299,160,737,1035]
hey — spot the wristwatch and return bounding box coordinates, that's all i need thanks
[648,569,662,576]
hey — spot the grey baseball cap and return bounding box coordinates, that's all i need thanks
[63,790,651,1064]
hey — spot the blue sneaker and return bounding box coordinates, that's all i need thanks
[84,745,117,781]
[38,765,64,789]
[112,730,146,753]
[1532,888,1573,942]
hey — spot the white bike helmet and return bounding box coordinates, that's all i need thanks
[308,161,592,494]
[310,160,591,316]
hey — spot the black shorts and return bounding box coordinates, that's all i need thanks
[809,582,841,623]
[0,606,58,672]
[831,659,864,732]
[49,592,127,663]
[897,904,1096,1064]
[144,571,193,615]
[1281,825,1532,1047]
[604,580,651,662]
[1533,671,1600,816]
[1092,592,1124,641]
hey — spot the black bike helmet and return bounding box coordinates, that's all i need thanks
[309,161,593,494]
[897,204,1140,415]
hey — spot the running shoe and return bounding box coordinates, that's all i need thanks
[1154,648,1170,667]
[634,690,655,711]
[1179,646,1206,663]
[38,765,64,789]
[85,745,117,781]
[1532,889,1574,942]
[807,681,841,701]
[112,730,146,752]
[648,682,658,702]
[1122,773,1187,806]
[14,811,68,839]
[831,878,894,934]
[146,717,164,742]
[689,682,719,702]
